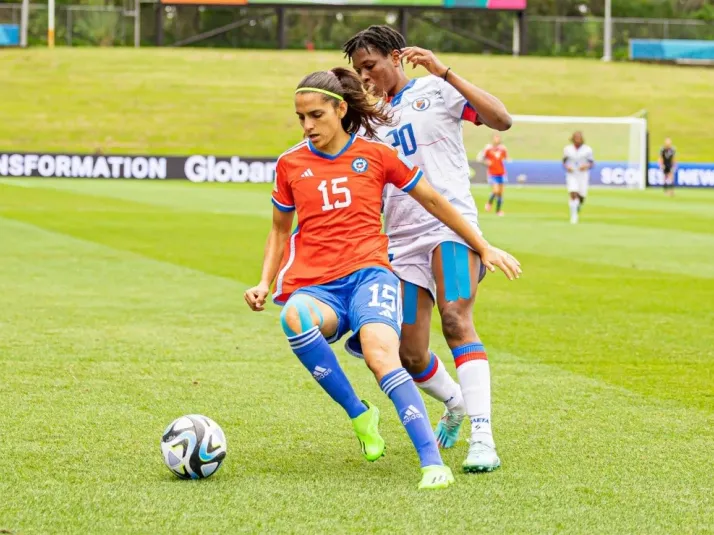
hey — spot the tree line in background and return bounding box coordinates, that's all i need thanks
[3,0,713,54]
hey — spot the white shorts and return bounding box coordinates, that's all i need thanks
[566,175,589,197]
[387,223,482,302]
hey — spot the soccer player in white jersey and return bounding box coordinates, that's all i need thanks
[563,131,594,224]
[343,26,518,473]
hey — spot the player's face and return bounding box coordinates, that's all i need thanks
[664,138,672,148]
[351,47,401,97]
[493,134,501,146]
[572,132,583,146]
[295,93,345,150]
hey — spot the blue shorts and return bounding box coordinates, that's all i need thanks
[489,175,505,185]
[292,267,402,358]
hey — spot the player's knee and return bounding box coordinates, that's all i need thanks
[280,295,322,337]
[440,306,475,345]
[360,324,400,377]
[399,344,430,376]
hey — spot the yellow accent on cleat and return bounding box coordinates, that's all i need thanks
[418,465,455,490]
[351,400,385,462]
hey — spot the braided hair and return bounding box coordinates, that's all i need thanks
[342,25,407,62]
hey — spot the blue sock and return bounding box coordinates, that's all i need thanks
[289,327,367,419]
[496,195,503,211]
[379,368,442,468]
[488,193,496,204]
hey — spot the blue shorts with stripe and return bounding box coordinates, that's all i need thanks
[489,175,505,185]
[292,267,402,358]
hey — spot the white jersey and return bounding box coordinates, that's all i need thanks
[563,143,594,181]
[376,75,481,242]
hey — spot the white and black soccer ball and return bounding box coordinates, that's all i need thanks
[160,415,227,480]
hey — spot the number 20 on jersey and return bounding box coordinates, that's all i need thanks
[386,123,417,157]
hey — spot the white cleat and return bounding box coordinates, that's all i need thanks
[462,441,501,473]
[570,215,578,224]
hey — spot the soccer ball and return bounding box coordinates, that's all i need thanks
[160,414,227,479]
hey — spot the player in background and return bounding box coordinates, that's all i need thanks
[659,138,676,197]
[343,25,515,473]
[563,131,594,224]
[244,68,521,489]
[479,134,509,216]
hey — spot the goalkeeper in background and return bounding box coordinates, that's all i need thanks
[563,131,594,224]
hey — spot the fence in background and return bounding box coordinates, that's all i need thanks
[528,16,714,58]
[0,3,137,46]
[1,3,712,56]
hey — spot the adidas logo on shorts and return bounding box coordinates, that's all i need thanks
[402,404,424,425]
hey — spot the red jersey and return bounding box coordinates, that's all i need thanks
[483,144,508,176]
[271,134,423,304]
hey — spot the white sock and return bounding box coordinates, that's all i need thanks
[569,198,580,220]
[452,343,494,447]
[412,352,464,412]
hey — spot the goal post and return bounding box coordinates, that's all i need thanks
[463,113,649,189]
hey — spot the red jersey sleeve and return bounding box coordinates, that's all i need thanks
[382,146,423,193]
[271,158,294,212]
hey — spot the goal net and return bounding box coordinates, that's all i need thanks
[462,114,649,189]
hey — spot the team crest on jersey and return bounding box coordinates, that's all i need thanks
[412,98,431,111]
[351,157,368,173]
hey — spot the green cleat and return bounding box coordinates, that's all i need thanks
[418,465,455,490]
[351,400,385,462]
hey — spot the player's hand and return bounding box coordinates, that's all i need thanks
[579,164,589,171]
[399,46,448,78]
[481,246,522,281]
[244,282,270,311]
[566,166,574,173]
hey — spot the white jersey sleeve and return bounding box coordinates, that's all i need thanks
[439,78,481,125]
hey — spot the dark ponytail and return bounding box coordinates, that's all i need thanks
[296,67,393,139]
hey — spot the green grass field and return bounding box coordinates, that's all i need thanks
[1,48,713,533]
[2,49,714,161]
[1,179,713,533]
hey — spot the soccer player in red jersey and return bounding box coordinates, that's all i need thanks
[244,67,520,490]
[481,134,510,216]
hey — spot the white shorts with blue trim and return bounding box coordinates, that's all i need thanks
[387,222,483,302]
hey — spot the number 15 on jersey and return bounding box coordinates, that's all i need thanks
[318,177,351,212]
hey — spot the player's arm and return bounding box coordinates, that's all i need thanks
[245,208,294,311]
[245,160,295,311]
[582,148,595,171]
[479,148,491,167]
[443,71,511,131]
[399,46,511,131]
[563,151,573,173]
[408,179,520,279]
